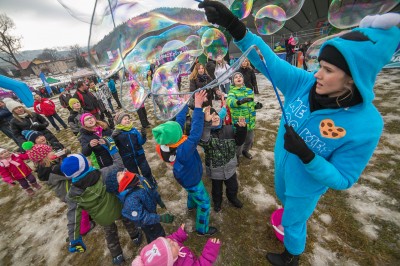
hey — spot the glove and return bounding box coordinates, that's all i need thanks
[198,0,247,40]
[158,199,166,209]
[255,102,263,110]
[284,125,315,164]
[68,236,86,253]
[160,213,174,224]
[237,98,253,105]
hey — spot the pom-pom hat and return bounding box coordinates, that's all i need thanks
[152,121,183,145]
[114,111,130,125]
[4,99,23,112]
[22,130,43,142]
[26,143,53,163]
[131,237,174,266]
[61,154,90,180]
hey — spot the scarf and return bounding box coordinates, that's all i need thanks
[115,123,134,132]
[93,126,103,137]
[18,113,29,118]
[0,156,20,167]
[309,82,363,112]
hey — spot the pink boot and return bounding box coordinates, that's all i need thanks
[31,182,42,190]
[25,188,35,196]
[80,210,92,235]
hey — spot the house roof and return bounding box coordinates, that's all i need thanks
[19,61,31,70]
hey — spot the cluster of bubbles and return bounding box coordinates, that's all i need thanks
[57,0,397,120]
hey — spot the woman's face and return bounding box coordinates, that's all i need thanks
[13,106,25,115]
[147,70,152,75]
[314,60,353,97]
[120,116,131,126]
[35,135,46,145]
[83,115,96,127]
[241,60,248,68]
[233,74,244,87]
[167,238,180,260]
[198,65,205,75]
[216,56,223,64]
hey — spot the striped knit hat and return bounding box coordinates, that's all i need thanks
[61,154,90,180]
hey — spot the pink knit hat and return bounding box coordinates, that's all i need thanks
[27,144,53,163]
[80,113,95,126]
[131,237,173,266]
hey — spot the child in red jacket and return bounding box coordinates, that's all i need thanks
[33,94,67,132]
[0,148,41,196]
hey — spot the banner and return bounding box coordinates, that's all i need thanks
[383,48,400,68]
[39,72,52,95]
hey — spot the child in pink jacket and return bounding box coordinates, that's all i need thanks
[132,224,220,266]
[0,147,41,196]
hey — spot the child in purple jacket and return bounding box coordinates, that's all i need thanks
[131,224,221,266]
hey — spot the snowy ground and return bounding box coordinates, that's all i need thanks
[0,69,399,265]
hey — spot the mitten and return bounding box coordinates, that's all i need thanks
[283,125,315,164]
[237,98,253,105]
[255,102,263,110]
[68,236,86,253]
[198,0,247,40]
[159,213,174,224]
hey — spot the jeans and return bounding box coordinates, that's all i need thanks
[46,113,67,131]
[141,223,166,244]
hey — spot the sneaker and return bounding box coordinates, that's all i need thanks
[31,182,42,190]
[132,230,143,246]
[229,198,243,208]
[242,151,253,160]
[197,226,218,236]
[112,254,125,265]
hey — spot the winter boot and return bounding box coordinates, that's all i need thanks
[132,230,143,246]
[197,226,218,236]
[229,198,243,208]
[31,182,42,190]
[214,204,221,213]
[25,188,35,196]
[112,254,125,265]
[266,249,300,266]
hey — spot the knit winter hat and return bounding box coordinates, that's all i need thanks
[152,121,182,145]
[114,111,130,125]
[231,72,244,84]
[22,130,43,143]
[61,154,90,179]
[318,13,400,105]
[80,113,95,126]
[117,171,139,193]
[131,237,174,266]
[318,45,351,76]
[4,99,23,112]
[26,143,53,163]
[68,98,80,109]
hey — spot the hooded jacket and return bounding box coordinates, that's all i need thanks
[33,98,56,116]
[0,153,31,183]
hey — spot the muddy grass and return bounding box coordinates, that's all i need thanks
[0,69,399,265]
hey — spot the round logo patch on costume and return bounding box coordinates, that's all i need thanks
[319,119,346,139]
[131,211,138,217]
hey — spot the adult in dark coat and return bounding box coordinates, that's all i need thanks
[73,81,100,119]
[5,99,60,148]
[0,100,21,149]
[239,58,259,94]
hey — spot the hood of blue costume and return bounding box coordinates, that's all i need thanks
[320,26,400,106]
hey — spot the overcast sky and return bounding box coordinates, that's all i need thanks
[0,0,206,52]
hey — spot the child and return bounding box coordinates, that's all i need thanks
[227,72,262,160]
[61,154,142,265]
[110,170,174,243]
[132,224,221,265]
[67,98,85,136]
[22,129,64,151]
[112,112,156,186]
[200,105,247,212]
[79,113,123,170]
[152,90,217,236]
[0,147,41,196]
[23,142,95,235]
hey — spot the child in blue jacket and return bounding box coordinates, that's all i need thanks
[105,170,175,244]
[112,112,156,186]
[152,90,218,236]
[199,2,400,265]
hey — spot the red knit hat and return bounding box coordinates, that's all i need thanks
[118,171,138,192]
[27,144,53,163]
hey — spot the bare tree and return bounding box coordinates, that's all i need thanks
[0,13,22,70]
[38,48,60,61]
[68,44,87,67]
